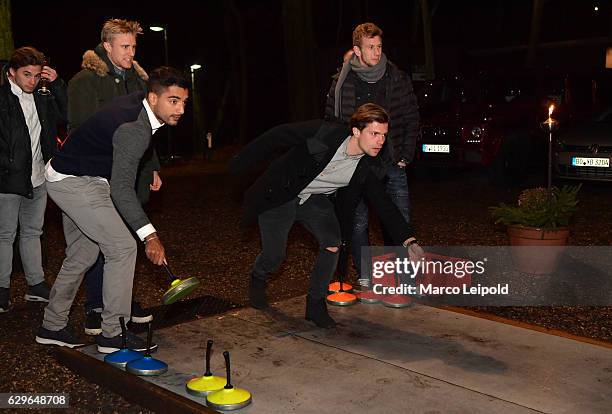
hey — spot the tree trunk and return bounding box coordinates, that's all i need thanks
[225,0,249,144]
[410,0,421,47]
[213,78,231,139]
[495,0,505,36]
[281,0,318,121]
[420,0,435,80]
[0,0,14,62]
[525,0,544,68]
[191,71,204,156]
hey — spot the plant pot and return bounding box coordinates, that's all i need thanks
[507,225,569,274]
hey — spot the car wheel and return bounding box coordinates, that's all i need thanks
[488,131,531,187]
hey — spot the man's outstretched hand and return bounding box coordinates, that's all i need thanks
[408,242,425,263]
[144,233,166,265]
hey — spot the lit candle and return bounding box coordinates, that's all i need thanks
[548,104,554,118]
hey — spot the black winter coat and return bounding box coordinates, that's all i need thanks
[324,62,420,165]
[229,120,414,243]
[0,76,67,197]
[68,44,158,203]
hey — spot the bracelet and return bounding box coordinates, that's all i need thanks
[144,235,158,244]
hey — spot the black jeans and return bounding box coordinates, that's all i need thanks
[84,253,104,312]
[253,195,341,300]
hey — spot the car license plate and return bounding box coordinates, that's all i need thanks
[571,157,610,168]
[422,144,450,153]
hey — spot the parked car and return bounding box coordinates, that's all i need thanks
[554,108,612,181]
[415,75,556,183]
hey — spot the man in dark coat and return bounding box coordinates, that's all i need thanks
[0,46,67,312]
[230,104,423,328]
[68,19,159,333]
[324,23,420,292]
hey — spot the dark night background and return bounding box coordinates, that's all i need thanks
[9,0,612,157]
[4,3,612,411]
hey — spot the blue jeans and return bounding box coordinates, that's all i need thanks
[0,184,47,288]
[351,164,410,281]
[253,195,341,300]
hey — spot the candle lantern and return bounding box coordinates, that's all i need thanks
[539,105,559,191]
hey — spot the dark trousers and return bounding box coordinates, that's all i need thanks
[84,253,104,312]
[253,195,341,300]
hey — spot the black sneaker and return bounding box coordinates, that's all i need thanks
[250,278,268,309]
[0,288,9,313]
[24,281,50,302]
[95,331,158,354]
[131,301,153,323]
[84,310,102,335]
[35,326,84,348]
[305,296,336,329]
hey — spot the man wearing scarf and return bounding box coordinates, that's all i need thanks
[324,23,420,297]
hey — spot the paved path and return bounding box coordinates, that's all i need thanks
[80,297,612,413]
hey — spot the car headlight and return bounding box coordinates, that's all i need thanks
[467,126,482,143]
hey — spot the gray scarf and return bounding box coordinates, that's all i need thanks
[334,53,388,118]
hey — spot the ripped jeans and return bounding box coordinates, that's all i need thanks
[252,195,341,300]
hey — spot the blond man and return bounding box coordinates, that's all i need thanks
[67,18,159,335]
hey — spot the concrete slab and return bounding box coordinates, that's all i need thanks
[75,297,612,413]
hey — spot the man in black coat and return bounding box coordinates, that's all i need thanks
[324,23,420,290]
[230,104,423,328]
[0,46,67,312]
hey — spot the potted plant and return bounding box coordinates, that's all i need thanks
[490,185,580,273]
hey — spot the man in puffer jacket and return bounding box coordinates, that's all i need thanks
[68,19,158,335]
[324,22,420,292]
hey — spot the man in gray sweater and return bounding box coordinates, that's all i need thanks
[35,67,189,353]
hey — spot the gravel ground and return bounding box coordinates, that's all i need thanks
[1,154,610,413]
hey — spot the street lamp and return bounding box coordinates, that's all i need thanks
[149,25,172,160]
[189,63,202,82]
[149,25,169,65]
[190,64,202,94]
[190,64,203,155]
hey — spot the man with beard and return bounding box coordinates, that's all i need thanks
[36,67,188,353]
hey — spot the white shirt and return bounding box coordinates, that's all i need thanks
[298,136,363,204]
[9,78,45,187]
[45,98,164,240]
[143,98,164,134]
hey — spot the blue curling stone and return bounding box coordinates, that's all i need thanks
[104,349,143,369]
[126,356,168,376]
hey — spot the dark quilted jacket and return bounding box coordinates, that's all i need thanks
[324,62,420,165]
